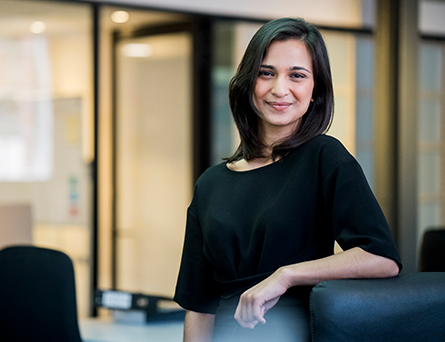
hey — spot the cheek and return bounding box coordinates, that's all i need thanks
[297,84,314,103]
[252,83,263,106]
[292,88,313,113]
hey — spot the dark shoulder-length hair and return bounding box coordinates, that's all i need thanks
[226,17,334,162]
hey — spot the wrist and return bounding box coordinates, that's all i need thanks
[276,265,295,290]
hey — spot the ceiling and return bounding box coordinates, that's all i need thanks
[0,0,189,38]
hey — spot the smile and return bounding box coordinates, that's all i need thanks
[267,101,292,111]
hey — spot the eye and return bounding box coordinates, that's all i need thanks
[291,73,305,79]
[258,70,274,77]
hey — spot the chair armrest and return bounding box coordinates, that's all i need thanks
[310,272,445,342]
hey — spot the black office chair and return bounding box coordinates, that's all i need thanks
[419,228,445,272]
[310,272,445,341]
[0,245,82,342]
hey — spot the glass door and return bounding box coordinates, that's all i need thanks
[114,29,193,297]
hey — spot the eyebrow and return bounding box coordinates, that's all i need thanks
[260,64,312,74]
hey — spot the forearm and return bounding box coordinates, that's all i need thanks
[280,247,399,288]
[183,310,215,342]
[234,247,399,328]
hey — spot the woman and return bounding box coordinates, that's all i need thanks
[174,17,401,342]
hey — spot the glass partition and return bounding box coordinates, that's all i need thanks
[210,21,262,165]
[417,41,444,243]
[111,13,193,298]
[0,0,93,317]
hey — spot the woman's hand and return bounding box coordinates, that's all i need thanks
[234,267,291,329]
[233,247,399,330]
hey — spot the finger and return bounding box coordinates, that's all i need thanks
[235,298,259,329]
[250,319,259,329]
[253,302,266,325]
[263,296,280,314]
[246,296,254,323]
[235,310,257,329]
[234,301,250,327]
[237,293,252,323]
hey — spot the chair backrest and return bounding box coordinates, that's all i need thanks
[0,245,82,342]
[419,229,445,271]
[309,272,445,342]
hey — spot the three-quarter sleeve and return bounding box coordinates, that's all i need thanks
[174,206,221,314]
[322,156,402,271]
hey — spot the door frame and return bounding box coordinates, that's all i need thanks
[109,18,213,289]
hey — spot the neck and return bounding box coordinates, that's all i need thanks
[228,155,277,172]
[258,120,300,157]
[259,128,287,158]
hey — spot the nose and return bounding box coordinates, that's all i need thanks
[271,76,289,97]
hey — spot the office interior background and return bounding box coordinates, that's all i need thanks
[0,0,444,318]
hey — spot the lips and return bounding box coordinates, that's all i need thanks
[267,101,292,111]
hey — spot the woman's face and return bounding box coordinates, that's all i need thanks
[253,39,314,139]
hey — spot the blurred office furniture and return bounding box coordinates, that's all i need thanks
[94,289,185,324]
[310,272,445,341]
[0,204,32,250]
[418,228,445,272]
[81,290,184,342]
[0,246,82,342]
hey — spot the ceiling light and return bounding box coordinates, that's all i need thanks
[111,11,129,24]
[30,21,46,34]
[121,43,153,58]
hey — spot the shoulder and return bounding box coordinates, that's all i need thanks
[299,135,354,162]
[304,134,349,152]
[196,162,227,185]
[189,163,227,214]
[193,162,228,197]
[291,135,360,179]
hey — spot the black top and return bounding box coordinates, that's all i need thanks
[174,135,402,314]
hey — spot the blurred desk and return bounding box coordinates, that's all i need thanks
[80,317,184,342]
